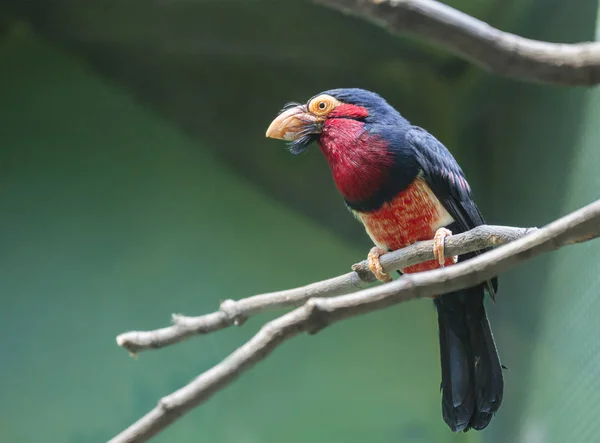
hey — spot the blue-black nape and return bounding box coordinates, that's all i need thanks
[319,88,408,126]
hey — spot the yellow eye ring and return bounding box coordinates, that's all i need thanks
[308,94,341,116]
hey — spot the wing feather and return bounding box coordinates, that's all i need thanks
[406,126,498,295]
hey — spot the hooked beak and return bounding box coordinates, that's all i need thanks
[265,105,322,141]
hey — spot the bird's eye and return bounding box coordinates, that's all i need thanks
[308,94,341,116]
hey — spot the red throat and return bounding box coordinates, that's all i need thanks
[318,119,394,202]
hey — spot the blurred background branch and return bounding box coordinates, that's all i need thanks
[110,199,600,443]
[316,0,600,85]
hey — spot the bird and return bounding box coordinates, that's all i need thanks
[265,88,503,432]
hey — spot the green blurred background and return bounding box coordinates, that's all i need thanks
[1,1,599,442]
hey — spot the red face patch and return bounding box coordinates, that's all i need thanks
[328,104,369,120]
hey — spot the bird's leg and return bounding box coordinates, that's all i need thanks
[433,228,458,267]
[367,246,392,282]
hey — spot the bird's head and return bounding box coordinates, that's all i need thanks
[265,88,405,155]
[265,88,412,204]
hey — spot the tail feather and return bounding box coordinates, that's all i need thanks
[467,296,504,430]
[434,286,503,432]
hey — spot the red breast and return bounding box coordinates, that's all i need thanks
[354,176,455,273]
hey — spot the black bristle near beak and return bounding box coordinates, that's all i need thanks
[287,133,317,155]
[287,123,320,155]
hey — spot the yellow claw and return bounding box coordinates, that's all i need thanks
[367,246,392,282]
[433,228,458,267]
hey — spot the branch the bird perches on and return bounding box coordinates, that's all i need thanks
[110,199,600,443]
[117,225,533,354]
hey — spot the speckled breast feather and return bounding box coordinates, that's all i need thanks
[355,176,455,273]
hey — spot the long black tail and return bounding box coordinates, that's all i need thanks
[434,286,504,432]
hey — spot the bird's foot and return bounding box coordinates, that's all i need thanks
[433,228,458,267]
[367,246,392,282]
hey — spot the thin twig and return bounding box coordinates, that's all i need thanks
[109,199,600,443]
[314,0,600,86]
[117,225,534,354]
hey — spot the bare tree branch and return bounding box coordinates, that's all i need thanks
[110,199,600,443]
[117,225,535,354]
[314,0,600,86]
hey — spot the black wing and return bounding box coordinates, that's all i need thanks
[406,126,497,295]
[406,126,484,231]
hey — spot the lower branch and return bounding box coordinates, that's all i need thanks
[109,199,600,443]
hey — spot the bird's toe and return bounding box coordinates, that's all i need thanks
[367,246,392,282]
